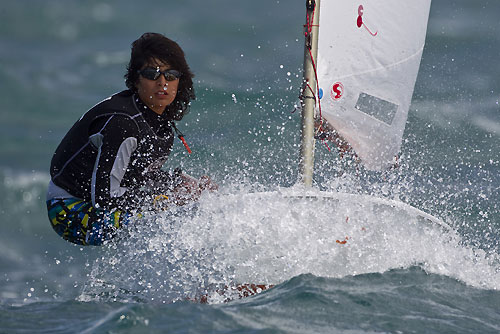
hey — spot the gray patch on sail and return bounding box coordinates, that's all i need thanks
[354,93,398,125]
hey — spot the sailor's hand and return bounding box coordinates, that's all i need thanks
[171,174,218,206]
[198,175,218,192]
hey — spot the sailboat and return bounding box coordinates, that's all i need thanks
[295,0,450,223]
[203,0,452,302]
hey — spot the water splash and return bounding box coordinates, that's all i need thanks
[80,185,500,304]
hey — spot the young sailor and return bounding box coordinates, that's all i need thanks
[46,32,216,246]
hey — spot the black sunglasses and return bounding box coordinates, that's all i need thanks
[138,67,182,81]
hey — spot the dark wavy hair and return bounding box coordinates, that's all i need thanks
[125,32,195,121]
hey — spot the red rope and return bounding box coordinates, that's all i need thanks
[305,7,315,34]
[179,135,192,154]
[303,3,330,150]
[308,47,322,120]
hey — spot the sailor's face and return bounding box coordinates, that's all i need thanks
[136,58,179,115]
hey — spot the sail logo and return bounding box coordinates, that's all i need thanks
[330,82,344,101]
[357,5,378,36]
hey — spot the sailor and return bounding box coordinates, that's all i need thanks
[46,32,216,246]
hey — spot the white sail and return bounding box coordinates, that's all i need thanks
[317,1,431,170]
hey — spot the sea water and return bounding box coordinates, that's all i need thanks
[1,0,499,333]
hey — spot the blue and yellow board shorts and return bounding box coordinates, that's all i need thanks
[46,198,133,246]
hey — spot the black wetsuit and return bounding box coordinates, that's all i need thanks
[49,90,179,212]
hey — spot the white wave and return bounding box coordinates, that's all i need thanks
[1,169,50,189]
[471,115,500,136]
[81,185,499,304]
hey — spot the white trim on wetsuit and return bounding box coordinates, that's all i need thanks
[110,137,138,198]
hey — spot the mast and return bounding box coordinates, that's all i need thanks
[299,0,321,187]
